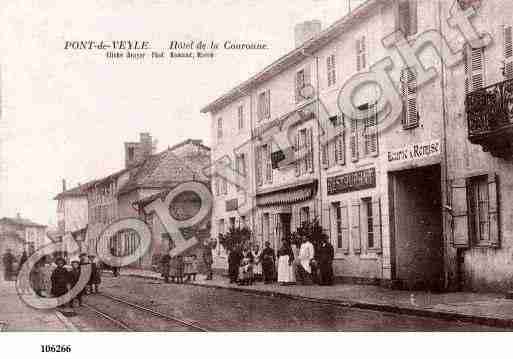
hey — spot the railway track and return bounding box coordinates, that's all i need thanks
[82,293,210,332]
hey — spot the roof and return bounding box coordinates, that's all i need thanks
[0,217,47,228]
[201,0,383,114]
[117,147,211,196]
[168,139,211,152]
[131,179,211,208]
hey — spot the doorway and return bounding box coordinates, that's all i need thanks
[390,164,443,291]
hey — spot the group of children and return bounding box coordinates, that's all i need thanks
[161,254,198,284]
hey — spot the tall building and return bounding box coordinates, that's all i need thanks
[202,0,513,292]
[0,214,47,256]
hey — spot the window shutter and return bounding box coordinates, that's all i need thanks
[256,146,263,186]
[398,0,410,36]
[464,44,470,94]
[341,203,350,254]
[504,25,513,79]
[488,173,500,248]
[361,36,366,69]
[410,0,418,35]
[266,90,271,119]
[372,197,382,253]
[350,117,359,162]
[323,204,331,241]
[402,68,418,128]
[266,144,273,183]
[295,71,302,103]
[336,115,346,165]
[351,200,361,254]
[294,133,300,177]
[470,46,484,90]
[356,39,361,72]
[451,178,470,248]
[223,177,228,195]
[308,128,314,173]
[305,65,311,90]
[364,105,379,156]
[257,213,263,245]
[322,143,329,169]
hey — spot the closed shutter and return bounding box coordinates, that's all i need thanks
[336,115,346,165]
[257,213,263,246]
[351,200,361,254]
[295,70,303,103]
[293,206,300,232]
[308,128,314,173]
[372,197,382,253]
[398,0,410,36]
[266,143,273,183]
[223,177,228,194]
[401,68,418,128]
[451,178,470,248]
[270,213,276,248]
[488,173,500,248]
[305,65,312,94]
[321,143,329,169]
[350,117,359,162]
[470,46,484,91]
[294,133,301,177]
[322,204,330,241]
[256,146,263,186]
[266,90,271,119]
[340,203,350,254]
[356,38,362,72]
[504,25,513,79]
[365,105,379,156]
[464,44,470,94]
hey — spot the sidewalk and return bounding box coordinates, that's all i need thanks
[0,279,77,331]
[122,268,513,329]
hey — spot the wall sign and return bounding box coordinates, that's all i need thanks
[327,168,376,195]
[387,140,441,163]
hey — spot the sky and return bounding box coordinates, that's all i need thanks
[0,0,364,226]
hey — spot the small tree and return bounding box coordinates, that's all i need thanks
[218,226,252,253]
[290,217,328,249]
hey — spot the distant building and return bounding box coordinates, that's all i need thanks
[0,214,47,257]
[53,133,211,269]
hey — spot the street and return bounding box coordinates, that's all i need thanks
[67,276,503,332]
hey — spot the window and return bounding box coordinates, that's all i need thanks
[217,118,223,140]
[363,104,378,156]
[356,36,367,72]
[299,207,310,227]
[504,25,513,79]
[350,117,359,162]
[218,219,225,235]
[238,105,244,130]
[258,90,271,122]
[327,54,337,87]
[262,144,272,183]
[215,176,220,196]
[397,0,418,36]
[363,198,374,249]
[464,44,485,93]
[222,177,228,195]
[236,153,246,192]
[229,217,236,229]
[128,147,135,161]
[322,115,345,169]
[296,69,305,103]
[333,203,349,252]
[256,145,263,187]
[451,174,499,248]
[295,128,313,176]
[401,67,419,128]
[240,216,247,228]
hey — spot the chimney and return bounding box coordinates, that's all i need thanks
[294,20,322,47]
[62,179,67,192]
[125,133,154,168]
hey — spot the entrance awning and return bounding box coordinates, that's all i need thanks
[256,179,317,207]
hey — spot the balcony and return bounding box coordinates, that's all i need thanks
[466,78,513,159]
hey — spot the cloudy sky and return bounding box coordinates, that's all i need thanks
[0,0,363,226]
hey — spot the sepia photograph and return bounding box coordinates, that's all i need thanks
[1,0,513,353]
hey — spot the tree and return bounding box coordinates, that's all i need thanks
[290,217,328,249]
[218,226,252,253]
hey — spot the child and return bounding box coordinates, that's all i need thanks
[175,255,184,284]
[183,255,192,282]
[88,255,101,293]
[190,255,198,282]
[238,253,254,286]
[68,260,84,307]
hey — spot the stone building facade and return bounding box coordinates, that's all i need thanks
[202,0,513,292]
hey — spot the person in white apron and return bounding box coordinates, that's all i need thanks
[251,244,263,281]
[277,239,295,285]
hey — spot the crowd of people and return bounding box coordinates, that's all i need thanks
[227,235,335,286]
[160,254,199,284]
[2,249,102,308]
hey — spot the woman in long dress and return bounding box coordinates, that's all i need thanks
[250,244,263,281]
[277,239,295,285]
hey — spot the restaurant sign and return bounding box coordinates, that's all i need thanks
[387,140,441,163]
[327,168,376,196]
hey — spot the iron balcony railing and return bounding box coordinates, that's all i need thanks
[466,78,513,138]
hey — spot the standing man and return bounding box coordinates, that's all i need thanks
[317,237,334,286]
[296,236,315,285]
[160,251,171,283]
[202,240,215,280]
[260,241,275,284]
[228,244,242,284]
[2,249,15,281]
